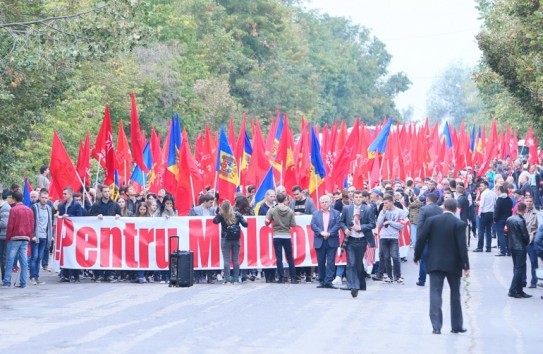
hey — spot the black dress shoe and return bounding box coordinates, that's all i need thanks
[473,249,483,252]
[520,292,532,298]
[351,288,358,298]
[432,329,441,334]
[508,292,523,298]
[416,281,425,286]
[451,328,467,333]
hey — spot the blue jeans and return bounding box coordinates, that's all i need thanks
[380,238,401,280]
[410,223,417,246]
[29,239,47,279]
[478,212,493,250]
[316,241,337,285]
[527,243,538,286]
[418,245,428,284]
[3,240,29,287]
[221,238,240,282]
[273,238,296,280]
[495,219,507,255]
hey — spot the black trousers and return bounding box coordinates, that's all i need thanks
[429,271,463,331]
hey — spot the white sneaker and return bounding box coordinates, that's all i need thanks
[396,277,404,285]
[30,278,37,285]
[217,274,223,281]
[332,276,342,285]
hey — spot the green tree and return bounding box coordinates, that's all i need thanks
[476,0,543,133]
[426,62,483,127]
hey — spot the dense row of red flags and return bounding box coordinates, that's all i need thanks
[47,94,540,214]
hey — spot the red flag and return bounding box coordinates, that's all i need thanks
[148,128,164,193]
[525,127,538,165]
[294,124,311,190]
[200,126,217,189]
[331,119,359,189]
[76,132,91,187]
[246,120,270,188]
[92,105,116,185]
[116,120,133,187]
[369,156,381,188]
[49,132,80,201]
[275,114,296,192]
[175,128,203,215]
[130,93,147,172]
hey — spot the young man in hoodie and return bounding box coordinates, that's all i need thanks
[377,194,408,284]
[266,192,298,284]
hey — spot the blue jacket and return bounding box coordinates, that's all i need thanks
[311,208,341,249]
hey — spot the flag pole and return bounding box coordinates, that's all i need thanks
[94,162,101,188]
[189,175,195,208]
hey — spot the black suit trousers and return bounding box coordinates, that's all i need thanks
[429,271,463,331]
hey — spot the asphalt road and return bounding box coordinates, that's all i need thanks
[1,244,541,354]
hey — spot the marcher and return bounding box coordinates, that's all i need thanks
[311,195,341,289]
[506,202,532,298]
[414,198,470,334]
[2,192,34,288]
[0,189,11,282]
[213,200,248,284]
[376,194,407,284]
[339,190,376,297]
[29,189,53,285]
[265,192,297,284]
[58,187,85,282]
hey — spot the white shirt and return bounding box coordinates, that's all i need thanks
[478,188,497,215]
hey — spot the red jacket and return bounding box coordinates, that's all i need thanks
[6,202,34,242]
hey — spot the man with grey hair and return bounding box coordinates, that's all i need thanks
[311,195,341,289]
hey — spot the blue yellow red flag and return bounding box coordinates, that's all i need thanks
[253,167,275,215]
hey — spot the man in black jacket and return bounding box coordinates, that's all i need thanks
[339,190,376,297]
[414,198,470,335]
[89,185,121,282]
[415,193,443,286]
[506,202,532,298]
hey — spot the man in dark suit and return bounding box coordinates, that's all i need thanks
[339,190,376,297]
[414,198,470,335]
[311,195,341,289]
[415,192,443,286]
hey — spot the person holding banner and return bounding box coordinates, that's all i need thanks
[213,200,248,284]
[265,192,297,284]
[58,187,84,283]
[89,185,121,283]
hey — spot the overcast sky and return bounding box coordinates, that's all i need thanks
[304,0,482,121]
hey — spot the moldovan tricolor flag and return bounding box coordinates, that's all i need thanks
[308,125,326,200]
[253,167,275,215]
[215,126,239,203]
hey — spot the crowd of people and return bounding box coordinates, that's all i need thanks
[1,160,543,311]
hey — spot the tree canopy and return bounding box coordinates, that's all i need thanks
[475,0,543,132]
[1,0,411,183]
